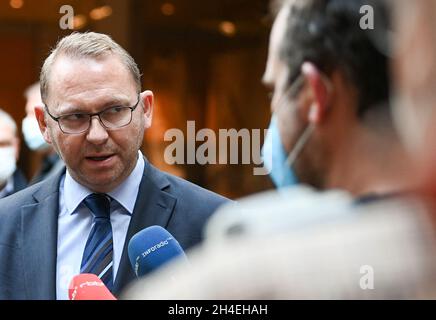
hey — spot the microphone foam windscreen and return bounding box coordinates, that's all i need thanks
[128,226,187,277]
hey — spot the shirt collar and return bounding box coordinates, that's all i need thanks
[64,151,145,215]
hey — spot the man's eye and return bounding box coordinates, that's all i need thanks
[64,114,87,121]
[106,107,124,114]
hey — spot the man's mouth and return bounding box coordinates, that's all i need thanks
[86,154,115,161]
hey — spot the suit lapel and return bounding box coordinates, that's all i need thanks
[113,159,177,294]
[21,171,64,300]
[19,158,176,297]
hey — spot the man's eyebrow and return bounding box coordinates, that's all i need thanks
[54,105,87,115]
[56,98,131,114]
[100,98,131,108]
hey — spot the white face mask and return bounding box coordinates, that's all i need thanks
[0,147,16,185]
[22,116,49,151]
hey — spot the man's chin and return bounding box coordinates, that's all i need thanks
[77,173,123,193]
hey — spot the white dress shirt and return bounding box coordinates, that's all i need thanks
[56,152,144,300]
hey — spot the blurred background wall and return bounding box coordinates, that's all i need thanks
[0,0,273,199]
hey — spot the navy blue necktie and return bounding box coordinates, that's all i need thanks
[80,193,114,291]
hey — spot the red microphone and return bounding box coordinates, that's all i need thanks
[69,274,117,300]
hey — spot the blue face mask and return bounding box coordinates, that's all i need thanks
[261,115,298,188]
[261,70,331,189]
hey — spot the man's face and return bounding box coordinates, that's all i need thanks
[263,4,319,184]
[263,4,307,154]
[37,54,153,193]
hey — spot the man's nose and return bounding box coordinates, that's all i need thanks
[86,116,109,145]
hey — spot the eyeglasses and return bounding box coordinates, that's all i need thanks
[45,95,141,134]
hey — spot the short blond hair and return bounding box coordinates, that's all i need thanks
[40,32,141,103]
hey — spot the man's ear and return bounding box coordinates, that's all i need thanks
[140,90,154,129]
[301,62,332,124]
[34,105,52,144]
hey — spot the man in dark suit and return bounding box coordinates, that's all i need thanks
[0,32,228,300]
[0,108,27,199]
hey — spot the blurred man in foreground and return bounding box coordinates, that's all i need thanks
[260,0,410,196]
[208,0,413,239]
[123,0,436,299]
[0,108,27,199]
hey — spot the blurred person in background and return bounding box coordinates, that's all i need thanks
[22,82,64,183]
[0,108,27,199]
[123,0,436,299]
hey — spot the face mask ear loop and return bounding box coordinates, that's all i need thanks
[286,123,315,167]
[282,70,332,167]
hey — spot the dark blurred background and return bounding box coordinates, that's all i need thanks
[0,0,273,199]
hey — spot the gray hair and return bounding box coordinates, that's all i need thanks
[0,108,17,136]
[40,32,142,103]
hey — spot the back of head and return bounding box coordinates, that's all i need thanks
[281,0,390,120]
[40,32,141,104]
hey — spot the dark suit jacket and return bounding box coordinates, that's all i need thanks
[0,158,229,299]
[0,170,28,200]
[30,153,64,185]
[12,169,27,194]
